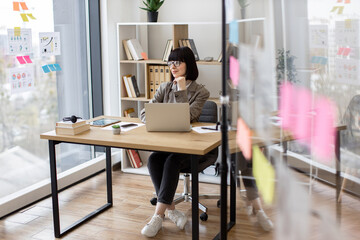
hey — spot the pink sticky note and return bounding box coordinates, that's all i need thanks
[337,47,344,55]
[23,55,32,63]
[279,82,298,130]
[294,88,312,145]
[313,97,336,162]
[343,48,351,56]
[13,2,20,11]
[16,56,26,64]
[236,118,252,160]
[229,56,239,87]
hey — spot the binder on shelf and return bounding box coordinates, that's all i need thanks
[128,149,143,168]
[165,66,171,82]
[126,75,137,98]
[148,65,155,99]
[122,39,133,60]
[188,39,200,61]
[55,123,90,135]
[126,150,135,168]
[154,65,160,92]
[130,75,141,97]
[159,65,165,84]
[127,39,146,61]
[123,74,133,97]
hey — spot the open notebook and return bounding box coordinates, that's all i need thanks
[145,103,191,132]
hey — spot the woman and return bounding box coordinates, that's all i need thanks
[140,47,210,237]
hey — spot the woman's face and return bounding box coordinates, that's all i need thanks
[170,61,186,78]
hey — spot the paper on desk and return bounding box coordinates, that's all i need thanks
[192,125,220,133]
[102,122,144,132]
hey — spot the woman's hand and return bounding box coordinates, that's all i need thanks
[173,76,187,90]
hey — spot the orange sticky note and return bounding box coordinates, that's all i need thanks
[20,2,28,10]
[14,27,21,37]
[141,52,148,60]
[27,13,36,20]
[20,13,29,22]
[13,2,20,11]
[236,118,252,160]
[345,0,351,3]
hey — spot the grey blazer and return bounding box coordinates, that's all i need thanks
[140,81,210,123]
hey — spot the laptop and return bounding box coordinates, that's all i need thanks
[145,103,192,132]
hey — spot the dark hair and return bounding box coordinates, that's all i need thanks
[168,46,198,81]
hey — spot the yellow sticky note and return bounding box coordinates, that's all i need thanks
[27,13,36,20]
[252,145,275,205]
[14,27,21,37]
[345,19,352,28]
[337,6,344,14]
[20,13,29,22]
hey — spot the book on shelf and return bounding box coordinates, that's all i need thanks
[55,123,90,135]
[129,75,141,97]
[126,39,146,61]
[126,150,135,168]
[162,39,173,62]
[124,108,136,118]
[187,39,200,61]
[154,65,160,92]
[127,149,143,168]
[159,65,165,84]
[126,75,137,98]
[123,74,133,97]
[56,119,87,128]
[122,39,133,60]
[148,65,155,99]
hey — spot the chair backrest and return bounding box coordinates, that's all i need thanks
[181,100,219,173]
[198,101,218,123]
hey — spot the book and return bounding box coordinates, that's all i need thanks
[128,149,143,168]
[130,75,140,97]
[56,123,90,135]
[162,39,170,62]
[162,39,173,62]
[122,39,133,60]
[154,65,160,92]
[89,118,121,127]
[124,108,136,117]
[123,75,133,97]
[126,39,145,61]
[56,119,87,128]
[159,65,165,84]
[148,65,155,99]
[188,39,200,61]
[126,150,135,168]
[126,75,137,98]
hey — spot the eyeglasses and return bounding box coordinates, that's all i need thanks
[167,61,182,67]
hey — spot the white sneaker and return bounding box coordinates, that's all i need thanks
[246,205,254,216]
[168,209,187,230]
[141,214,163,237]
[256,210,273,232]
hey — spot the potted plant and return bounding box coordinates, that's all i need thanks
[140,0,165,22]
[112,124,121,135]
[237,0,250,19]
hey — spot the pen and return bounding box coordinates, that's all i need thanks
[201,127,218,131]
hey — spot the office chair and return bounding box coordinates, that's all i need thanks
[150,100,220,221]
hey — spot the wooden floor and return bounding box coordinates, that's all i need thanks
[0,170,359,240]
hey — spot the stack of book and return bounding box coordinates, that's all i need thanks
[55,119,90,135]
[126,149,143,168]
[122,74,141,98]
[122,39,148,61]
[178,39,199,61]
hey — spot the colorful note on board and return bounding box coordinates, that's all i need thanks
[229,56,239,86]
[236,118,252,160]
[229,20,239,44]
[23,55,32,63]
[279,82,297,130]
[14,27,21,37]
[253,145,275,205]
[27,13,36,20]
[20,13,29,22]
[13,2,20,11]
[42,65,51,73]
[294,88,312,145]
[20,2,28,10]
[16,56,26,64]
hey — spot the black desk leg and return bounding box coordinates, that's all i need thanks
[229,159,236,224]
[48,141,113,238]
[191,155,199,240]
[335,131,341,223]
[106,147,113,205]
[49,140,61,238]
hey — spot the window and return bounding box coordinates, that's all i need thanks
[0,0,103,217]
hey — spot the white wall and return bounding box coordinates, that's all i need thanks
[101,0,271,116]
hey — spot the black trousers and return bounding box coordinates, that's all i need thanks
[147,152,198,205]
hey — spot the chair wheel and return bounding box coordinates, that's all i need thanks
[150,197,157,206]
[200,212,208,221]
[217,200,221,208]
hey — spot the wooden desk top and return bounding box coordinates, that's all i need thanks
[40,116,221,155]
